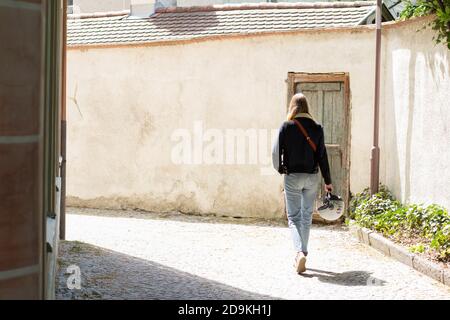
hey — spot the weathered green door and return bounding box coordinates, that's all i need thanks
[290,74,350,220]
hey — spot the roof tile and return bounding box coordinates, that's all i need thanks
[68,3,375,46]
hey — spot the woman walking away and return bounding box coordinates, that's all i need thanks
[272,93,333,274]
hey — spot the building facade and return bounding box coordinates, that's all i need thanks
[65,12,450,218]
[67,2,444,221]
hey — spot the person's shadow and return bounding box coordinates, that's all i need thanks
[299,268,386,287]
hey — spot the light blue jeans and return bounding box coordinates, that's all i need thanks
[284,173,320,255]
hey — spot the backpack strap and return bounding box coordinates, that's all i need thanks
[293,119,317,153]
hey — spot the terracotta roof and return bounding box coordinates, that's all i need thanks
[67,2,377,46]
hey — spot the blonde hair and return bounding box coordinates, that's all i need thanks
[287,93,310,121]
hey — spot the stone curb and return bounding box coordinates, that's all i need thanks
[349,224,449,287]
[443,269,450,286]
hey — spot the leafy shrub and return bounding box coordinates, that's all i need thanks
[349,188,370,219]
[349,185,395,219]
[400,0,450,49]
[410,243,426,254]
[350,186,450,262]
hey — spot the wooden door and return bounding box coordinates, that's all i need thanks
[288,73,350,220]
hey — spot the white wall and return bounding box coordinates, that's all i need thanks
[176,0,333,6]
[381,17,450,209]
[66,27,376,218]
[66,17,450,218]
[177,0,272,6]
[72,0,131,13]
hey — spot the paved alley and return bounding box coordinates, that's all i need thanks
[56,208,450,300]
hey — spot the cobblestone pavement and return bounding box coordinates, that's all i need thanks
[56,208,450,300]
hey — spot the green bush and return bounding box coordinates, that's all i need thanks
[410,243,426,253]
[400,0,450,49]
[349,185,397,219]
[350,186,450,262]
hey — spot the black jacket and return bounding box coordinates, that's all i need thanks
[272,115,332,185]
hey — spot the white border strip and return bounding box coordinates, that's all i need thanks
[0,135,40,144]
[0,264,39,281]
[0,0,41,11]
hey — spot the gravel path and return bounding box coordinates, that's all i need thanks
[56,208,450,300]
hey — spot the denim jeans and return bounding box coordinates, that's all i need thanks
[284,173,320,254]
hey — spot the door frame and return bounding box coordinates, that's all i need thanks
[286,72,352,216]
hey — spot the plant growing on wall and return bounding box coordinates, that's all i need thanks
[400,0,450,49]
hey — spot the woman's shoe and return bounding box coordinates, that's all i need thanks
[295,252,307,274]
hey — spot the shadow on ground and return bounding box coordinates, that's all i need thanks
[299,268,386,287]
[56,241,279,300]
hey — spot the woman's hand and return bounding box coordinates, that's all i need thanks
[325,184,333,193]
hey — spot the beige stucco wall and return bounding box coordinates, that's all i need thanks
[72,0,131,13]
[67,17,449,218]
[381,17,450,209]
[177,0,284,6]
[176,0,332,6]
[67,27,377,218]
